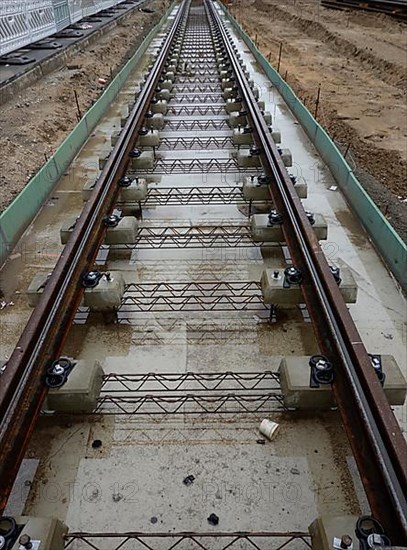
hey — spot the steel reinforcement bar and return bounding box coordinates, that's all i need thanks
[0,1,189,513]
[206,0,407,541]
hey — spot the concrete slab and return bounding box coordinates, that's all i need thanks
[279,355,407,408]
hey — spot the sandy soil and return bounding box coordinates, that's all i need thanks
[0,1,166,213]
[230,0,407,240]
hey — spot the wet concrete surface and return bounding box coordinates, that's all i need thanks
[0,1,405,542]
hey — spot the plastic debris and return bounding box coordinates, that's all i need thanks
[259,419,280,441]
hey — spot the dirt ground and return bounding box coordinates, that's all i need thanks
[229,0,407,240]
[0,1,166,212]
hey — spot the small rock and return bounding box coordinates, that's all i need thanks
[290,467,300,475]
[207,513,219,526]
[112,493,123,502]
[183,474,195,486]
[150,516,158,524]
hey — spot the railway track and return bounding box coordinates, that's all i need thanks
[0,0,406,546]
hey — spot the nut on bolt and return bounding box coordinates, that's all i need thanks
[340,535,353,549]
[19,534,33,549]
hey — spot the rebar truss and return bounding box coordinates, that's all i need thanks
[171,84,221,93]
[111,222,255,249]
[94,392,285,415]
[173,93,223,102]
[147,158,250,174]
[64,531,312,550]
[120,281,266,312]
[164,118,229,131]
[158,136,234,150]
[167,104,225,116]
[141,186,248,206]
[101,371,281,393]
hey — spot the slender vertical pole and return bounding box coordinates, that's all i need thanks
[314,84,321,119]
[277,42,283,72]
[74,90,82,121]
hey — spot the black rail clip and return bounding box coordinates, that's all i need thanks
[283,266,303,288]
[267,210,283,227]
[368,354,385,386]
[0,516,20,549]
[82,270,103,288]
[42,357,76,389]
[309,354,334,388]
[355,516,391,550]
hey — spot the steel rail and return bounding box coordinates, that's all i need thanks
[207,0,407,541]
[0,1,189,513]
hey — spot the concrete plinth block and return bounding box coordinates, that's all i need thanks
[280,355,406,410]
[257,100,265,110]
[129,150,154,170]
[223,87,237,100]
[225,99,242,113]
[119,177,148,202]
[146,112,165,130]
[260,266,357,305]
[160,79,173,90]
[60,217,137,245]
[82,178,147,202]
[60,217,79,245]
[27,272,84,308]
[221,78,234,90]
[47,360,104,413]
[232,129,254,146]
[219,70,231,79]
[279,147,292,167]
[11,516,68,550]
[84,272,125,310]
[164,71,175,81]
[157,88,171,101]
[263,111,272,125]
[270,128,281,143]
[151,100,168,115]
[229,112,248,127]
[111,129,121,146]
[139,130,160,147]
[99,151,110,169]
[241,175,307,201]
[251,214,327,243]
[105,217,138,245]
[309,516,358,550]
[252,86,260,100]
[237,150,262,168]
[167,64,177,73]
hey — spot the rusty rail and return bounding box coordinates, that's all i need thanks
[0,1,189,513]
[207,0,406,541]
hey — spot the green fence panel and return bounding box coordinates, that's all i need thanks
[222,6,406,292]
[0,4,174,266]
